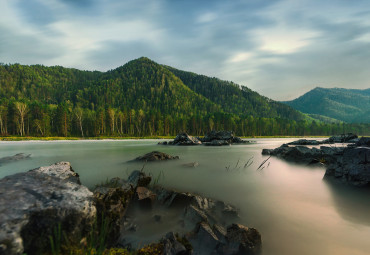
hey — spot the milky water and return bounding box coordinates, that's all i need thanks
[1,139,369,255]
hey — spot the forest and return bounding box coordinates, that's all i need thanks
[0,58,369,137]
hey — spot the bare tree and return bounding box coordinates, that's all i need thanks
[15,102,28,136]
[0,105,7,135]
[74,107,84,137]
[107,108,115,134]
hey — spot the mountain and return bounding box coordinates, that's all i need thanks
[283,87,370,123]
[0,58,369,137]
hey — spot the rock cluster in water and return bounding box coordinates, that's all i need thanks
[158,131,250,146]
[0,162,262,255]
[132,151,179,162]
[262,135,370,187]
[286,133,359,146]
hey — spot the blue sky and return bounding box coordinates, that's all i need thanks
[1,0,370,100]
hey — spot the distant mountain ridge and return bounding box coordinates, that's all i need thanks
[283,87,370,123]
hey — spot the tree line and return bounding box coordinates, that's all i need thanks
[0,98,369,137]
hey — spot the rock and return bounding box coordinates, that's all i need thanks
[201,130,248,146]
[0,162,96,255]
[182,162,199,168]
[0,153,31,165]
[135,187,157,210]
[127,170,152,188]
[32,161,81,184]
[162,232,188,255]
[158,141,168,145]
[223,224,262,255]
[173,133,202,146]
[203,140,230,146]
[262,144,343,164]
[93,172,147,244]
[322,133,358,144]
[189,222,220,254]
[325,147,370,186]
[183,205,208,226]
[288,139,321,146]
[353,137,370,147]
[132,151,179,162]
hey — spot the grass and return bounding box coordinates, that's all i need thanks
[0,136,175,141]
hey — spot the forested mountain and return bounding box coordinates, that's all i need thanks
[0,58,369,137]
[165,66,304,120]
[283,87,370,123]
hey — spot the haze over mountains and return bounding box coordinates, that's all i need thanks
[283,87,370,123]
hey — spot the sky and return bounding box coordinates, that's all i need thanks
[1,0,370,100]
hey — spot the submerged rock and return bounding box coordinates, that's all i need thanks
[132,151,179,162]
[0,162,96,255]
[182,162,199,168]
[0,153,31,166]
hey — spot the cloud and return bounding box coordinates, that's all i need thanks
[1,0,370,100]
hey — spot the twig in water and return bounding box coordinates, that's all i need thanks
[257,156,271,171]
[234,159,240,169]
[244,157,254,168]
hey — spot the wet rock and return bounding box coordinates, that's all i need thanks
[0,162,96,255]
[0,153,31,165]
[288,139,321,145]
[128,170,152,188]
[325,147,370,186]
[94,179,134,244]
[162,232,188,255]
[173,133,202,146]
[321,133,358,144]
[183,205,208,226]
[262,144,342,164]
[158,141,168,145]
[201,130,248,145]
[203,140,230,146]
[189,222,220,254]
[135,187,157,210]
[223,224,262,255]
[353,137,370,147]
[132,151,179,162]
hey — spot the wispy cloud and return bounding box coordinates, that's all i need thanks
[1,0,369,100]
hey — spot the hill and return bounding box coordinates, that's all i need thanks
[283,87,370,123]
[0,58,369,137]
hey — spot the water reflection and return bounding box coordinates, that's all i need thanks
[324,177,370,226]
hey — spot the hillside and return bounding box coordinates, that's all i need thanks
[283,87,370,123]
[0,58,369,137]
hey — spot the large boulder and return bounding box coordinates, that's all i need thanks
[173,133,202,146]
[132,151,179,162]
[0,162,96,255]
[325,147,370,186]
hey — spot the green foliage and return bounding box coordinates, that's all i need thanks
[284,87,370,123]
[0,59,369,137]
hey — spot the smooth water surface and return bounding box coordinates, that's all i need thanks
[1,139,369,255]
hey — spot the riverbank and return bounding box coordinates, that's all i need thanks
[0,135,351,142]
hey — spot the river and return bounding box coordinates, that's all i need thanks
[0,139,369,255]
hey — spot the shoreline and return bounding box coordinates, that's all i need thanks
[0,135,341,142]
